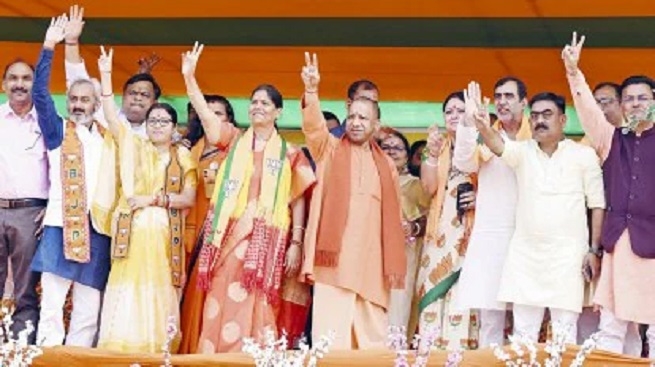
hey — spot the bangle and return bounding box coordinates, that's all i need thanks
[290,239,302,247]
[292,225,305,232]
[305,89,318,94]
[411,221,421,236]
[101,92,113,98]
[65,41,78,46]
[424,157,438,168]
[165,194,171,208]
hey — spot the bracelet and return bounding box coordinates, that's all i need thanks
[589,246,603,257]
[305,89,318,94]
[101,92,113,98]
[65,42,78,46]
[165,194,171,208]
[292,225,305,232]
[411,221,421,236]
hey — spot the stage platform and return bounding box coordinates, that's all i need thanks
[31,345,651,366]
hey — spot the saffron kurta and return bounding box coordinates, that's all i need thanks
[568,70,655,325]
[300,97,402,349]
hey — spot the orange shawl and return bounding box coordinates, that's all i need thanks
[315,138,406,288]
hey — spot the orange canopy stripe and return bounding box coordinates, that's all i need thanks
[4,42,655,101]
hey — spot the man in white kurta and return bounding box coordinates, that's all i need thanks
[454,78,531,347]
[476,92,606,344]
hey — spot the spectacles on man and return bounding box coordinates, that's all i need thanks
[595,97,617,107]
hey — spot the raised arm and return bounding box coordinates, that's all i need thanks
[300,52,336,162]
[471,95,506,157]
[181,42,226,146]
[562,32,613,161]
[453,82,483,173]
[63,5,90,87]
[34,15,68,150]
[420,127,442,196]
[97,46,121,138]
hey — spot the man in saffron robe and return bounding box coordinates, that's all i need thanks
[299,53,406,350]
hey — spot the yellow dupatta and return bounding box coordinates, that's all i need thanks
[197,128,293,303]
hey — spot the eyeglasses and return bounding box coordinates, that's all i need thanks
[380,145,405,152]
[596,97,617,107]
[529,110,555,120]
[146,119,173,127]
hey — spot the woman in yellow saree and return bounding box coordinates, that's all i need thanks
[92,47,197,353]
[378,128,431,337]
[180,43,316,354]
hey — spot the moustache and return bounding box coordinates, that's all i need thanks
[72,108,85,114]
[11,87,28,94]
[535,123,548,131]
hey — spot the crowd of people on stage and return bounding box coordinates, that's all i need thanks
[1,5,653,360]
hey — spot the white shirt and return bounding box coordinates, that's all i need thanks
[43,122,104,227]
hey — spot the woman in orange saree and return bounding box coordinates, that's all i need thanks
[178,92,240,354]
[181,43,316,354]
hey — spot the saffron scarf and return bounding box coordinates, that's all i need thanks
[61,120,105,263]
[197,128,292,303]
[314,138,406,289]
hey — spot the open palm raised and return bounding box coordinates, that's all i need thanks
[44,14,69,47]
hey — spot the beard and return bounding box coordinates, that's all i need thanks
[70,113,94,126]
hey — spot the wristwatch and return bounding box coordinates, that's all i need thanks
[589,245,603,258]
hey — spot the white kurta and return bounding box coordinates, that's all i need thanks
[43,122,104,227]
[454,125,518,311]
[496,139,605,313]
